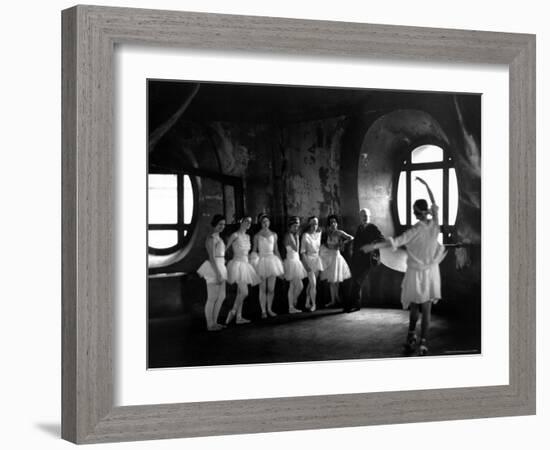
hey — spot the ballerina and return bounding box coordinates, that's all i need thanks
[196,214,228,331]
[320,214,353,308]
[225,215,261,325]
[362,177,446,355]
[283,216,308,314]
[300,216,324,312]
[252,215,285,318]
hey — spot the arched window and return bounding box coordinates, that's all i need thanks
[148,172,196,255]
[396,145,458,243]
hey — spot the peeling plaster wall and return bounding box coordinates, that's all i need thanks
[282,118,346,223]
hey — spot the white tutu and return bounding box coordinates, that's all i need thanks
[302,254,324,272]
[253,253,284,278]
[388,213,447,310]
[284,248,307,281]
[400,264,441,309]
[197,258,227,284]
[320,248,351,283]
[251,233,284,278]
[227,257,261,285]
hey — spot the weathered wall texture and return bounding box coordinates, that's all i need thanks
[282,117,346,222]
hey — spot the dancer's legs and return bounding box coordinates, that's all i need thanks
[213,281,226,326]
[235,283,249,324]
[420,301,432,340]
[204,283,217,329]
[408,303,420,332]
[259,279,267,317]
[306,271,317,309]
[266,276,277,316]
[288,279,299,313]
[226,282,249,324]
[295,279,303,302]
[327,282,339,307]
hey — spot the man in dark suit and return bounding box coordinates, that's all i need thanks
[343,208,384,313]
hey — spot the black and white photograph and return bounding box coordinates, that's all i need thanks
[147,80,482,368]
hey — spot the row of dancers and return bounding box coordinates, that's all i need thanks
[196,177,446,356]
[197,212,353,329]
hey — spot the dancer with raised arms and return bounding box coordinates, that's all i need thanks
[361,177,446,355]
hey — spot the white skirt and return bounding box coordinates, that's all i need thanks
[284,253,308,281]
[302,253,324,273]
[197,258,227,284]
[252,253,285,278]
[227,257,261,285]
[320,248,351,283]
[400,264,442,309]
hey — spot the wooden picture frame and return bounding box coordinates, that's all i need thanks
[61,5,536,444]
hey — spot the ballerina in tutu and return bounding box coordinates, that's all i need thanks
[283,216,308,314]
[300,216,324,312]
[196,214,227,331]
[251,215,285,318]
[225,215,261,325]
[320,215,353,308]
[362,177,446,356]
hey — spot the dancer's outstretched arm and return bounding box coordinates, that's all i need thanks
[415,176,439,223]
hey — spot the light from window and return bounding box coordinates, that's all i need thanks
[396,145,459,229]
[148,174,177,224]
[449,168,458,225]
[397,171,407,225]
[148,230,178,249]
[411,145,443,163]
[148,173,195,254]
[183,175,193,224]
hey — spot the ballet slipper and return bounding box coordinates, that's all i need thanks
[267,310,277,317]
[207,324,224,331]
[236,316,251,325]
[261,312,268,319]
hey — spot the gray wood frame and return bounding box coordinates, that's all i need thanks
[62,5,536,444]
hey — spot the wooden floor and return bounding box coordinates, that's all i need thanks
[148,307,481,368]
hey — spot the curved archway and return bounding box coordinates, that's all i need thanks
[356,109,451,237]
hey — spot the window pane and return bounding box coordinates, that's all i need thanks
[397,171,407,225]
[410,169,442,223]
[183,175,194,224]
[148,230,178,249]
[148,174,177,224]
[411,145,443,164]
[449,168,459,225]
